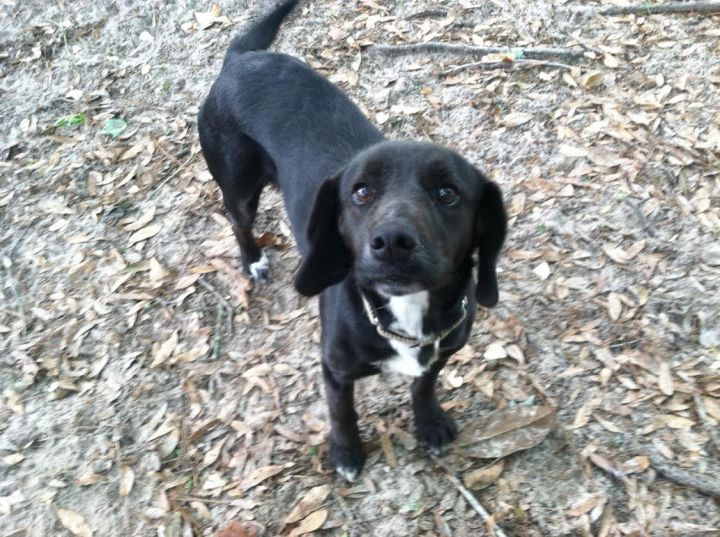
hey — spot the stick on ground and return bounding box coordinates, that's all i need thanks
[369,42,581,61]
[443,58,575,76]
[601,1,720,16]
[430,455,509,537]
[693,394,720,456]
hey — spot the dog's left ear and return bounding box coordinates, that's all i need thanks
[473,173,507,307]
[294,175,353,297]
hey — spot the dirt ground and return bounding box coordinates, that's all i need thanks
[1,0,719,536]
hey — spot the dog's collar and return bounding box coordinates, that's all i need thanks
[360,293,468,348]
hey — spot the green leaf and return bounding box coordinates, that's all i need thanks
[103,118,127,138]
[53,113,86,127]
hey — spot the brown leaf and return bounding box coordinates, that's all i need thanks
[151,331,179,367]
[285,484,332,524]
[216,521,262,537]
[201,436,227,469]
[288,509,328,537]
[125,206,156,231]
[128,223,161,245]
[463,460,504,490]
[603,54,619,68]
[658,362,674,396]
[703,396,720,421]
[581,70,604,89]
[119,465,134,496]
[379,432,397,467]
[119,142,145,161]
[620,455,650,474]
[567,494,607,517]
[500,112,533,128]
[241,465,284,490]
[456,406,556,458]
[57,508,93,537]
[607,293,622,321]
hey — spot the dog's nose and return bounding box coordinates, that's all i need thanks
[370,229,417,261]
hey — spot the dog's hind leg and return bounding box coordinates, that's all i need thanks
[199,126,275,282]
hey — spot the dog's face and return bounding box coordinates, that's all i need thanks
[295,141,507,305]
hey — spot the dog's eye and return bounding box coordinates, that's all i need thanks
[437,186,460,206]
[352,184,375,205]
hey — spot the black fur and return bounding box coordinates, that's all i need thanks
[198,1,508,480]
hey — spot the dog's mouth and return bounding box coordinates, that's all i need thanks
[373,276,427,296]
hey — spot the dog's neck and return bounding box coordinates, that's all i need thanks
[357,262,473,349]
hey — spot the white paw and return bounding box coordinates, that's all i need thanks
[249,251,270,282]
[336,465,359,483]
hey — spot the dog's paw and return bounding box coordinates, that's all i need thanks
[248,251,270,283]
[415,409,458,455]
[330,442,365,482]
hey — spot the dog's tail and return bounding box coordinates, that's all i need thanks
[227,0,299,55]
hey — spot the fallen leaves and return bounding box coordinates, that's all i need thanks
[463,460,505,490]
[240,465,285,491]
[284,485,331,524]
[288,509,328,537]
[119,466,134,496]
[456,406,556,458]
[57,508,93,537]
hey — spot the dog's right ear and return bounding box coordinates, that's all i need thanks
[294,176,353,296]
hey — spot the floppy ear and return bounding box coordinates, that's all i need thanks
[294,176,353,296]
[474,176,507,308]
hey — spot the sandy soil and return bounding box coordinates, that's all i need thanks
[1,1,719,536]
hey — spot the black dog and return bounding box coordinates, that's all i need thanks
[199,1,507,481]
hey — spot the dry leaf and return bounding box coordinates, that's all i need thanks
[581,70,604,89]
[533,262,551,280]
[379,432,397,467]
[151,331,179,367]
[119,465,134,496]
[288,509,328,537]
[703,397,720,421]
[201,436,227,469]
[658,362,674,396]
[567,494,607,517]
[57,508,93,537]
[620,456,650,474]
[285,485,331,524]
[607,293,622,321]
[216,521,262,537]
[456,406,556,458]
[603,54,619,68]
[120,142,145,161]
[125,206,156,231]
[463,460,504,490]
[241,465,284,490]
[501,112,533,128]
[484,342,507,360]
[129,224,161,245]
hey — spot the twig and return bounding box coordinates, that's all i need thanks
[693,394,720,456]
[430,455,509,537]
[621,197,656,238]
[197,276,235,335]
[601,1,720,16]
[626,446,720,498]
[150,153,195,198]
[369,42,582,61]
[443,58,574,76]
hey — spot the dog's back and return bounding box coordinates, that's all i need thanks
[199,1,382,252]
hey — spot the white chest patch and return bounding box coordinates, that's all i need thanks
[381,291,432,377]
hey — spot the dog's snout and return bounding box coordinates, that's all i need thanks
[370,228,417,261]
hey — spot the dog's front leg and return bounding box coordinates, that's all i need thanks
[322,362,365,481]
[411,359,458,455]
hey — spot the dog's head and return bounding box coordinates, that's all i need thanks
[294,141,507,306]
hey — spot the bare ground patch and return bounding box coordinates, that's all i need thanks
[1,1,719,536]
